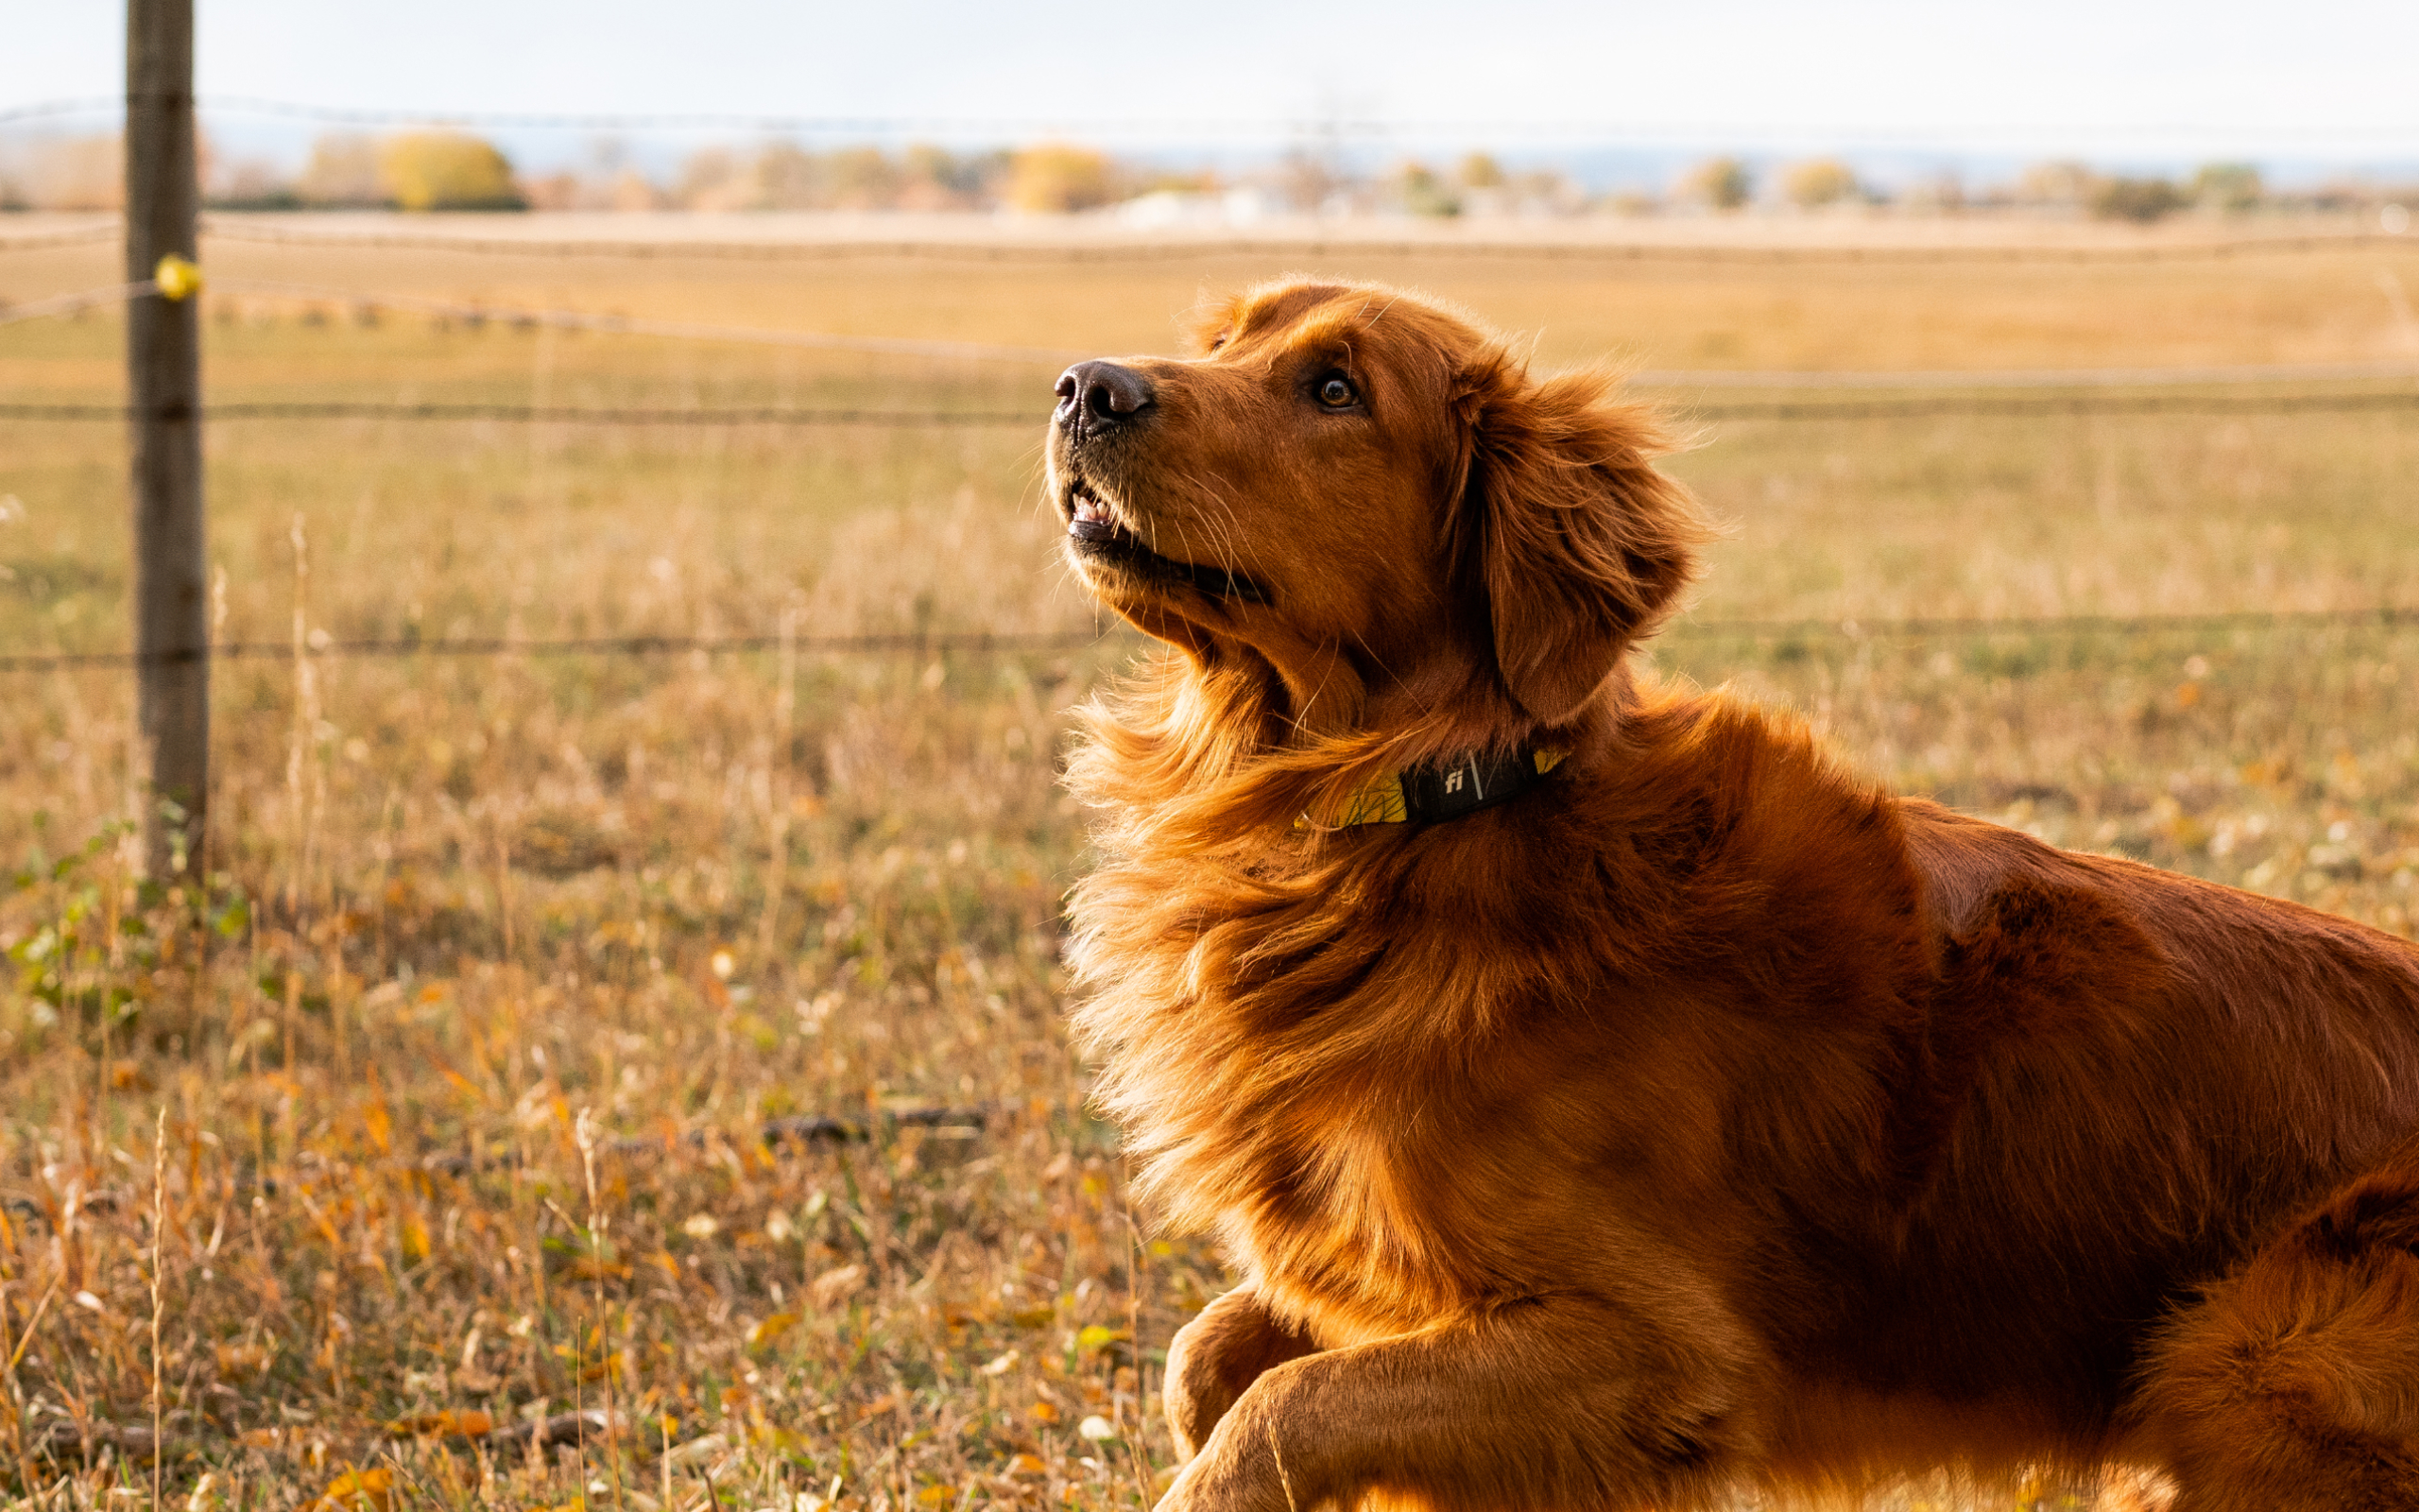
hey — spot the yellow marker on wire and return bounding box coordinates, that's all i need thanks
[152,253,202,301]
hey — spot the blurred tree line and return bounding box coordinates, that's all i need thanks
[0,127,2411,223]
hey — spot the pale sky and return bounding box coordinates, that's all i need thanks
[5,0,2414,160]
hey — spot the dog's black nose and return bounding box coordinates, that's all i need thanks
[1055,361,1155,435]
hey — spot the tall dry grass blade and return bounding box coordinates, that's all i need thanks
[757,596,802,960]
[575,1107,626,1512]
[2,1269,48,1499]
[148,1105,164,1512]
[286,512,313,920]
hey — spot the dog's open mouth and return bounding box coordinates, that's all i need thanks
[1062,476,1271,605]
[1067,479,1131,548]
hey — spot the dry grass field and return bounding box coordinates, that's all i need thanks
[0,220,2413,1511]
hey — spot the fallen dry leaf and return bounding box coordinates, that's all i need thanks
[747,1311,799,1349]
[216,1342,273,1380]
[384,1409,492,1439]
[810,1263,866,1310]
[661,1432,728,1469]
[307,1466,393,1512]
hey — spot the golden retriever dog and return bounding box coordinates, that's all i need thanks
[1046,278,2416,1512]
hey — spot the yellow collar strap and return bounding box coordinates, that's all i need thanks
[1301,745,1569,830]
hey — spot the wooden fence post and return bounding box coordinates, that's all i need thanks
[126,0,209,877]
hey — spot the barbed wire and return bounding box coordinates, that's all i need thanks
[0,280,160,326]
[5,94,2412,145]
[0,272,1080,360]
[0,402,1046,425]
[4,609,2408,676]
[5,219,2412,266]
[5,390,2410,427]
[0,98,121,124]
[221,276,1079,361]
[191,221,2420,266]
[1686,391,2414,419]
[1671,608,2416,639]
[0,224,122,253]
[0,630,1118,674]
[1643,360,2412,389]
[14,274,2407,391]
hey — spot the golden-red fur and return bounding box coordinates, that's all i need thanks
[1047,279,2417,1511]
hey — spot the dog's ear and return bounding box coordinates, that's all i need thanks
[1453,362,1706,724]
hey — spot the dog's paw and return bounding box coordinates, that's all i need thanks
[1152,1451,1292,1512]
[1162,1285,1318,1461]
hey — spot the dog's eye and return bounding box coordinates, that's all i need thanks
[1315,374,1359,409]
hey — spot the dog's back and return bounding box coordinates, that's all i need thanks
[1755,793,2417,1467]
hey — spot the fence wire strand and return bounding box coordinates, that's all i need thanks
[5,218,2412,265]
[5,391,2411,426]
[7,94,2416,149]
[6,277,2410,393]
[4,610,2409,676]
[0,224,124,253]
[0,402,1046,425]
[188,220,2420,266]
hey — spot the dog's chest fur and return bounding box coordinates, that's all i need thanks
[1072,902,1548,1334]
[1066,811,1728,1340]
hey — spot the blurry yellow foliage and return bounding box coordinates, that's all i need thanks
[579,1349,627,1383]
[378,132,524,212]
[1007,145,1113,214]
[1783,158,1861,208]
[361,1101,392,1154]
[1075,1324,1129,1353]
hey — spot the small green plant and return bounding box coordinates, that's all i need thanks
[2190,163,2264,213]
[1396,162,1462,217]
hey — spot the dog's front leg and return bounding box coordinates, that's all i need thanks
[1164,1283,1321,1461]
[1158,1297,1753,1512]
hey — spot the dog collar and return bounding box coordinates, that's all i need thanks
[1299,745,1569,830]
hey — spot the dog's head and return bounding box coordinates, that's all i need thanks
[1048,278,1704,739]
